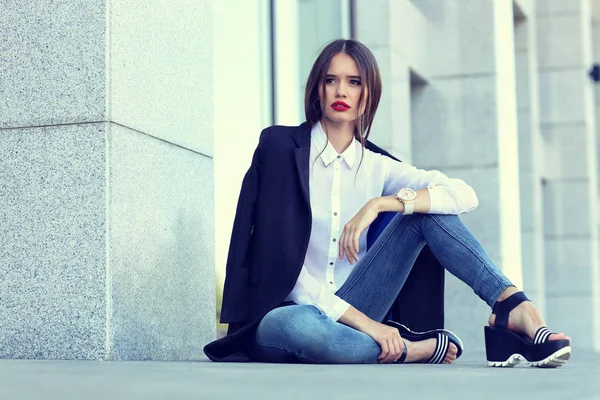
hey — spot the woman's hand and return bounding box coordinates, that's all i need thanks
[338,199,380,264]
[364,320,406,363]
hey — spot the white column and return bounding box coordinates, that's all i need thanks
[213,0,273,334]
[514,2,546,314]
[537,0,600,351]
[410,0,523,353]
[273,0,302,125]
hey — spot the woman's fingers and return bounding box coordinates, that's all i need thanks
[381,338,400,363]
[346,225,359,264]
[340,229,349,261]
[338,230,345,260]
[339,229,350,262]
[378,341,389,362]
[387,338,398,364]
[345,228,353,264]
[391,339,400,363]
[352,231,360,262]
[338,224,362,264]
[393,338,404,363]
[345,228,354,263]
[339,225,352,263]
[381,340,392,363]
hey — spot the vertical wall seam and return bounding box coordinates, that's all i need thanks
[104,0,113,361]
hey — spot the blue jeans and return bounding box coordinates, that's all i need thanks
[252,213,513,364]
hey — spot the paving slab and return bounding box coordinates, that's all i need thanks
[0,351,597,400]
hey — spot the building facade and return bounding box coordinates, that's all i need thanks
[1,0,599,360]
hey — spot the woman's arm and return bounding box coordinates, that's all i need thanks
[288,265,350,321]
[372,188,431,214]
[290,265,404,363]
[338,305,406,363]
[382,158,478,215]
[336,190,428,264]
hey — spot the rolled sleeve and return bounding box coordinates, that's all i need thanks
[287,265,351,321]
[427,179,478,214]
[382,157,478,214]
[427,185,444,214]
[317,287,351,321]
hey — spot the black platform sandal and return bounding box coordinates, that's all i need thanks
[385,321,463,364]
[396,341,408,364]
[485,292,571,368]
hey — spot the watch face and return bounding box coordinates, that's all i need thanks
[398,188,417,201]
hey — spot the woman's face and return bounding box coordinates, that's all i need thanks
[318,52,367,125]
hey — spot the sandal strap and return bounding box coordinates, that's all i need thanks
[398,341,408,363]
[533,326,553,344]
[492,291,530,330]
[427,333,449,364]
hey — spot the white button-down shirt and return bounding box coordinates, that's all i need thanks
[284,122,478,321]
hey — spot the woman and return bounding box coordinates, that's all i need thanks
[204,39,571,367]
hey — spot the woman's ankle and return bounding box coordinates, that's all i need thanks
[495,285,519,303]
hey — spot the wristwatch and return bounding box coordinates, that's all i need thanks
[395,188,417,215]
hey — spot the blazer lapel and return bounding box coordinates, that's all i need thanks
[293,122,312,209]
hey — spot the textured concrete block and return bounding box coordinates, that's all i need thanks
[540,132,563,180]
[519,170,542,231]
[298,0,343,81]
[593,23,600,59]
[389,79,412,160]
[0,1,106,128]
[514,0,535,19]
[538,70,587,124]
[110,0,213,156]
[543,180,593,237]
[545,239,596,295]
[371,76,410,160]
[108,123,215,360]
[0,123,106,359]
[514,18,529,52]
[443,273,491,357]
[537,16,586,69]
[544,124,590,179]
[521,230,544,293]
[545,295,596,349]
[411,76,499,168]
[353,0,389,49]
[537,0,585,16]
[390,49,414,83]
[515,53,531,111]
[418,0,497,77]
[518,111,534,170]
[390,0,429,77]
[438,167,503,263]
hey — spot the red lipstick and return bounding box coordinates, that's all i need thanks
[331,101,350,112]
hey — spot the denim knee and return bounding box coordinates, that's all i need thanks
[255,305,325,345]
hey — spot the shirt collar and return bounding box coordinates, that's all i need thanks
[311,121,356,168]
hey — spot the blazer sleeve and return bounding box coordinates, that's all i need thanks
[220,128,271,323]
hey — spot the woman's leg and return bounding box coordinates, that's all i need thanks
[336,213,570,344]
[253,305,381,364]
[336,213,513,322]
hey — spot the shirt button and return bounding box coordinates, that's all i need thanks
[329,262,334,265]
[332,238,337,242]
[337,155,341,159]
[333,212,338,216]
[329,281,334,285]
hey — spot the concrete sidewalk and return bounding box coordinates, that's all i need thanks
[0,351,597,400]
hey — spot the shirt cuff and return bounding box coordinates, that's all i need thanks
[427,185,444,214]
[317,286,351,321]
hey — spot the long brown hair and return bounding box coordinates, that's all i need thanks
[304,39,382,148]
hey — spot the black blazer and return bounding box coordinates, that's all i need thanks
[204,122,445,362]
